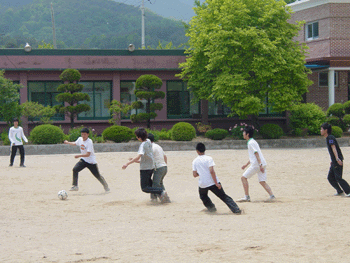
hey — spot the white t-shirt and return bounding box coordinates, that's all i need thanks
[138,139,154,170]
[192,155,220,188]
[247,138,267,167]
[152,143,167,168]
[9,126,28,146]
[75,137,97,164]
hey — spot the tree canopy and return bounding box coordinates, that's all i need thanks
[179,0,312,119]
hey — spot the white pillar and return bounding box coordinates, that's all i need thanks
[328,69,335,107]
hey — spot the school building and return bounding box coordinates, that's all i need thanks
[289,0,350,109]
[0,49,283,133]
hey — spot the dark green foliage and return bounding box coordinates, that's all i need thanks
[289,103,326,135]
[343,114,350,127]
[0,0,188,49]
[260,124,284,139]
[327,116,340,127]
[56,69,90,128]
[59,69,81,82]
[327,103,344,118]
[344,101,350,114]
[332,126,343,138]
[102,125,134,143]
[1,130,11,145]
[30,124,65,144]
[205,128,229,140]
[326,102,349,131]
[171,122,196,141]
[229,124,247,140]
[132,75,165,128]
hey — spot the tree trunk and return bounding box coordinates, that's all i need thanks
[70,115,74,128]
[147,98,151,129]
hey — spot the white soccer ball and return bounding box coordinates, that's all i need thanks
[58,190,68,200]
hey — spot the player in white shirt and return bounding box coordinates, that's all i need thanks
[64,128,109,192]
[148,133,171,203]
[8,118,28,167]
[238,126,275,202]
[192,143,241,214]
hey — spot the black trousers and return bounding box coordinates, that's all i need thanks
[140,169,164,195]
[199,184,241,213]
[10,145,25,165]
[328,163,350,195]
[73,159,109,190]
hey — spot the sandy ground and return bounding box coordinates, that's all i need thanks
[1,146,350,263]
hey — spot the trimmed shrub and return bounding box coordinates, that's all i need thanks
[289,103,326,135]
[1,130,11,145]
[332,126,343,138]
[30,124,65,144]
[205,128,229,140]
[102,125,133,143]
[260,124,284,139]
[171,122,196,141]
[326,103,344,118]
[343,114,350,128]
[230,123,249,140]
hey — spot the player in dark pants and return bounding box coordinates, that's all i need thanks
[321,123,350,197]
[8,118,28,167]
[64,128,109,192]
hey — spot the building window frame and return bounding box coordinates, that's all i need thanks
[319,71,338,87]
[77,81,113,120]
[305,21,319,41]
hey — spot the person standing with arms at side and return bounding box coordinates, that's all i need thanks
[9,118,28,167]
[64,127,110,192]
[321,123,350,197]
[148,133,171,203]
[238,126,275,202]
[192,142,241,214]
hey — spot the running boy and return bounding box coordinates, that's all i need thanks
[238,126,275,202]
[320,123,350,197]
[64,127,109,192]
[9,118,28,167]
[192,142,241,214]
[148,133,171,203]
[122,128,168,202]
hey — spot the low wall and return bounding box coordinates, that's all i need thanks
[1,138,349,156]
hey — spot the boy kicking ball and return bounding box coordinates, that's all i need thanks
[64,127,110,192]
[192,143,241,214]
[238,126,275,202]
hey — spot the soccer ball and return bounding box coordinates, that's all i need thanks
[58,190,68,200]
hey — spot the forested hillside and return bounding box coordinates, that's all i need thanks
[0,0,188,49]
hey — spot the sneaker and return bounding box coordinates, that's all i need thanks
[159,191,169,203]
[105,188,110,193]
[268,195,276,201]
[20,164,26,168]
[207,207,217,213]
[334,192,344,196]
[233,209,242,215]
[346,193,350,197]
[69,186,79,191]
[9,164,13,167]
[237,196,251,202]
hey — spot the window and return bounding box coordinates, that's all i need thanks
[259,94,284,117]
[78,82,112,120]
[306,21,319,40]
[120,81,146,119]
[27,81,64,120]
[208,100,231,118]
[167,81,200,119]
[319,72,338,87]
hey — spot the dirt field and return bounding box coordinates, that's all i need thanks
[1,147,350,263]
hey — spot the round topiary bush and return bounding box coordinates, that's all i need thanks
[30,124,66,144]
[259,123,284,139]
[102,125,134,143]
[332,126,343,138]
[171,122,196,141]
[205,128,229,140]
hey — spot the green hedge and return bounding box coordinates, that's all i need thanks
[102,125,134,143]
[205,128,229,140]
[171,122,196,141]
[260,124,284,139]
[332,126,343,138]
[30,124,66,144]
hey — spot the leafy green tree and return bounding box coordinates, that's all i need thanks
[179,0,312,125]
[108,100,132,125]
[38,40,54,49]
[20,101,57,124]
[131,74,164,128]
[55,69,91,128]
[0,70,22,126]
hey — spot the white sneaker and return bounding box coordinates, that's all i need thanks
[268,195,276,201]
[346,193,350,197]
[69,186,79,191]
[159,191,169,203]
[334,192,344,196]
[237,196,250,202]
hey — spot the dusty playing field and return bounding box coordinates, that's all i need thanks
[1,147,350,263]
